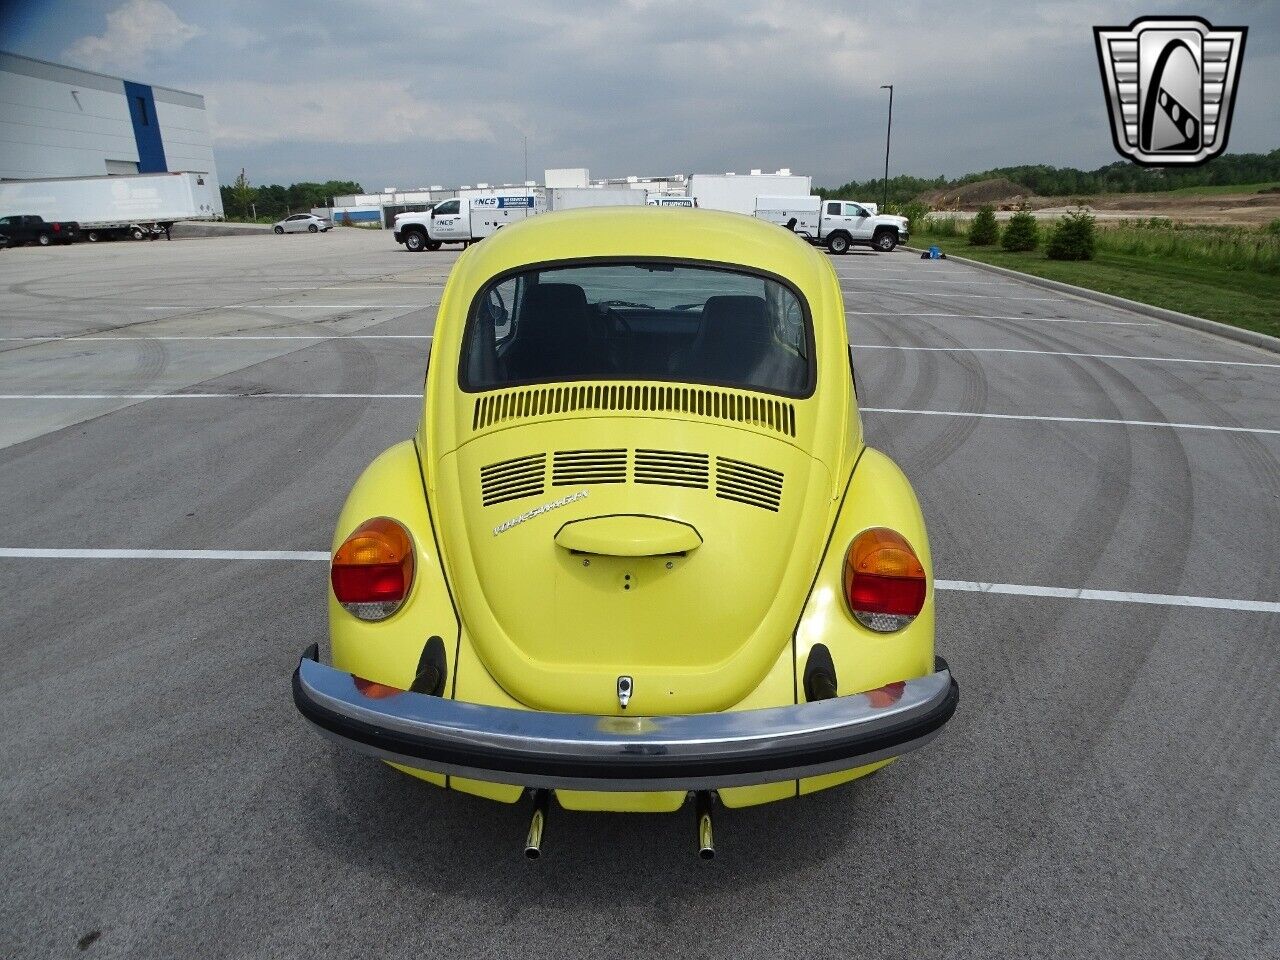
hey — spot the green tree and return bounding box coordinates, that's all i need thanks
[968,206,999,245]
[819,148,1280,201]
[1046,209,1097,260]
[1002,210,1039,251]
[229,168,255,219]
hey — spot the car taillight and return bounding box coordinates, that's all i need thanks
[53,223,61,232]
[843,527,926,632]
[331,517,415,621]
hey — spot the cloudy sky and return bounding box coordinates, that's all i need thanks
[2,0,1276,190]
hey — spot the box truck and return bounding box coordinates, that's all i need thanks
[0,172,222,242]
[688,172,812,216]
[392,191,546,251]
[545,188,646,212]
[754,195,910,253]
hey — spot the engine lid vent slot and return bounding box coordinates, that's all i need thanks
[634,449,710,489]
[552,448,627,486]
[472,384,797,438]
[480,453,546,506]
[715,456,784,512]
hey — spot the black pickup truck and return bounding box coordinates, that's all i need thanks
[0,215,81,246]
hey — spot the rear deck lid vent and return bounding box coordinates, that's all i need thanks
[480,453,546,506]
[715,456,784,512]
[552,448,627,486]
[472,384,797,438]
[634,449,710,489]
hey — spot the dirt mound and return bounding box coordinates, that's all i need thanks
[919,177,1035,210]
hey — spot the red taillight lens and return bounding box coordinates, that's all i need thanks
[331,517,414,621]
[53,223,61,232]
[843,528,927,632]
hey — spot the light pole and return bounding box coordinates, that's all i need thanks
[522,136,528,183]
[880,84,893,211]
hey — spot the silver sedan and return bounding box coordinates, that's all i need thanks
[273,214,331,234]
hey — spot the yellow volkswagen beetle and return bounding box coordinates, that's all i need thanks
[293,207,958,857]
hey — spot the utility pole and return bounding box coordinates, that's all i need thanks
[880,84,894,211]
[523,136,528,183]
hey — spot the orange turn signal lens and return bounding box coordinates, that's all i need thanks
[843,527,927,632]
[331,517,415,621]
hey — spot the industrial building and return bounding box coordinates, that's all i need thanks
[0,50,221,210]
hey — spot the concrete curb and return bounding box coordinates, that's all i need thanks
[902,245,1280,356]
[172,221,273,238]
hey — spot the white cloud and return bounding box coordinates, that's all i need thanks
[202,80,498,146]
[65,0,202,72]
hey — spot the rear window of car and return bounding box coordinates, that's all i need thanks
[459,262,814,397]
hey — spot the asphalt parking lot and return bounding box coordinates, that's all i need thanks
[2,228,1277,960]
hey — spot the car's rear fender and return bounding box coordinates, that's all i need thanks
[328,440,461,791]
[791,446,934,793]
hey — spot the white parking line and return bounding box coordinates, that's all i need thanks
[0,335,433,342]
[846,311,1154,327]
[3,546,1273,613]
[840,289,1062,301]
[936,580,1280,614]
[0,393,421,399]
[2,394,1274,436]
[269,284,445,290]
[141,304,426,310]
[851,344,1280,370]
[832,276,1008,284]
[0,547,328,561]
[861,406,1280,436]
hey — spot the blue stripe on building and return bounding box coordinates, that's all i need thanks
[123,81,167,173]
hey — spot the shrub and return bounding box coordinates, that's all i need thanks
[968,206,999,245]
[1046,208,1097,260]
[1002,210,1039,251]
[886,199,930,231]
[1266,218,1280,237]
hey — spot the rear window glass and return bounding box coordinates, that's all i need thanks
[460,262,813,397]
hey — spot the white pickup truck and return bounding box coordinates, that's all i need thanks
[393,193,545,251]
[754,195,909,254]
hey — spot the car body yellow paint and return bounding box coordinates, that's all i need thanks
[327,207,935,812]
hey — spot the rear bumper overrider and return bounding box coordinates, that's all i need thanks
[292,647,959,791]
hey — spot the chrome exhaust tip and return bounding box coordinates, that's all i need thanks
[696,791,715,860]
[524,789,549,860]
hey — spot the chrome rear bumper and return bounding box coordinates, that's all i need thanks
[292,648,958,791]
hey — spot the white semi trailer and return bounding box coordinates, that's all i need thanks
[688,172,812,216]
[0,171,222,241]
[546,188,646,211]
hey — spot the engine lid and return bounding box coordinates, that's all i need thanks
[432,416,835,715]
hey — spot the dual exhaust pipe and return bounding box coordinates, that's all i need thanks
[523,789,716,860]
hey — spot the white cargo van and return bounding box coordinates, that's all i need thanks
[393,192,545,251]
[754,195,909,253]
